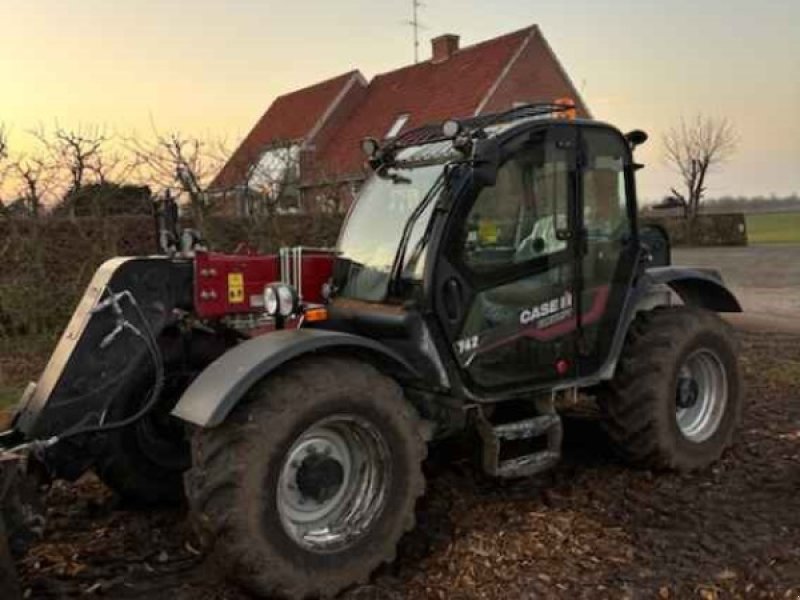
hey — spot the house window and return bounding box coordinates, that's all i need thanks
[247,143,302,214]
[385,113,410,139]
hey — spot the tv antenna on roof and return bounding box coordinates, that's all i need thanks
[402,0,426,63]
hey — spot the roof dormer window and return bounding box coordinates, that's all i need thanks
[385,113,410,139]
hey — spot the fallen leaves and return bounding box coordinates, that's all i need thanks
[11,331,800,599]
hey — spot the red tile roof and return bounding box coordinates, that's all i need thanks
[211,71,358,189]
[214,25,589,194]
[313,27,533,178]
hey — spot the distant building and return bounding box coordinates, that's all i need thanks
[211,25,590,215]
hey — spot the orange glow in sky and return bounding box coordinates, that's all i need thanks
[1,0,798,200]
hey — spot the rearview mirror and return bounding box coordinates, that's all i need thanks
[625,130,649,149]
[472,137,500,187]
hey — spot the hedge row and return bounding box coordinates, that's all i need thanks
[0,214,343,338]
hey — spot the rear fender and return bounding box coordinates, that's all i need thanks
[171,329,419,428]
[574,266,741,386]
[643,266,742,312]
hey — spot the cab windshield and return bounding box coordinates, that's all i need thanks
[337,164,444,302]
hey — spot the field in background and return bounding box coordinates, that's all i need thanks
[746,212,800,243]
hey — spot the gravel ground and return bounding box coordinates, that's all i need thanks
[673,245,800,319]
[12,330,800,600]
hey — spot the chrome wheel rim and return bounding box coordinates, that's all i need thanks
[276,414,391,553]
[675,349,728,442]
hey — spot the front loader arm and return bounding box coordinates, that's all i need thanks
[14,257,193,440]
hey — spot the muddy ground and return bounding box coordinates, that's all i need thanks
[11,330,800,599]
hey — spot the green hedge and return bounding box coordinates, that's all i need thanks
[640,213,747,247]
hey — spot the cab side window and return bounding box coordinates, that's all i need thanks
[582,130,630,240]
[461,140,570,273]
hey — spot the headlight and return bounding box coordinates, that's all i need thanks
[277,284,298,317]
[264,285,279,316]
[263,283,299,318]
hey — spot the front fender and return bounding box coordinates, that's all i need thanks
[171,329,419,428]
[644,266,742,312]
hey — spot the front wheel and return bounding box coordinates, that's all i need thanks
[599,306,742,471]
[185,357,425,599]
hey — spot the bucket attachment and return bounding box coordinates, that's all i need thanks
[13,257,192,442]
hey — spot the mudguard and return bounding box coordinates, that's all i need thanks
[171,329,419,428]
[561,264,742,389]
[643,266,742,313]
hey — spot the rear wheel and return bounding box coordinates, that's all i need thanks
[94,328,231,506]
[185,356,425,599]
[599,306,742,471]
[94,370,191,506]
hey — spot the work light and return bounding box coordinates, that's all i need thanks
[361,137,380,158]
[263,283,300,318]
[264,285,279,316]
[277,284,298,317]
[442,119,461,138]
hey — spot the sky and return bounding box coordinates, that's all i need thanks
[1,0,798,201]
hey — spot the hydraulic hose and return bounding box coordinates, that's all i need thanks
[1,289,166,457]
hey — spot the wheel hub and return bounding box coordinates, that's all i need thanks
[676,376,700,409]
[675,349,728,442]
[296,454,345,505]
[276,415,391,553]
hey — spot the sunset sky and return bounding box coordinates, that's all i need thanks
[1,0,798,201]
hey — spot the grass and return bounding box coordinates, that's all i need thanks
[0,385,23,410]
[746,212,800,244]
[0,333,56,412]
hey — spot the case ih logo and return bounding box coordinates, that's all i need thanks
[519,291,574,326]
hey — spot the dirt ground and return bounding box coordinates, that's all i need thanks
[8,327,799,600]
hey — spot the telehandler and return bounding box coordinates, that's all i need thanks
[0,103,742,598]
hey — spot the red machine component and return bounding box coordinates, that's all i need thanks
[193,248,335,319]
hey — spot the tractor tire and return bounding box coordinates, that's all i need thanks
[93,370,191,506]
[185,356,426,600]
[94,328,232,506]
[599,306,742,471]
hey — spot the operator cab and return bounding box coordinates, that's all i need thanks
[325,103,646,400]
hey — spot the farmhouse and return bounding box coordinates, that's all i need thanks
[211,25,590,215]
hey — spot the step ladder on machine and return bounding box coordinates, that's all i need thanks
[476,396,564,479]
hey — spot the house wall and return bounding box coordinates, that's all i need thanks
[480,30,591,118]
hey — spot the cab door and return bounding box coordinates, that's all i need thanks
[431,125,582,392]
[573,126,640,376]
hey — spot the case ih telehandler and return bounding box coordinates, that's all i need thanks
[0,103,743,598]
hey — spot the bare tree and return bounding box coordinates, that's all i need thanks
[127,129,227,225]
[0,124,7,163]
[663,115,738,220]
[0,126,52,218]
[11,156,51,218]
[34,124,110,196]
[0,124,8,209]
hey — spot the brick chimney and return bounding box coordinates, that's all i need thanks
[431,34,460,63]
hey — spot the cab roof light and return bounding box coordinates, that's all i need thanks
[553,97,577,120]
